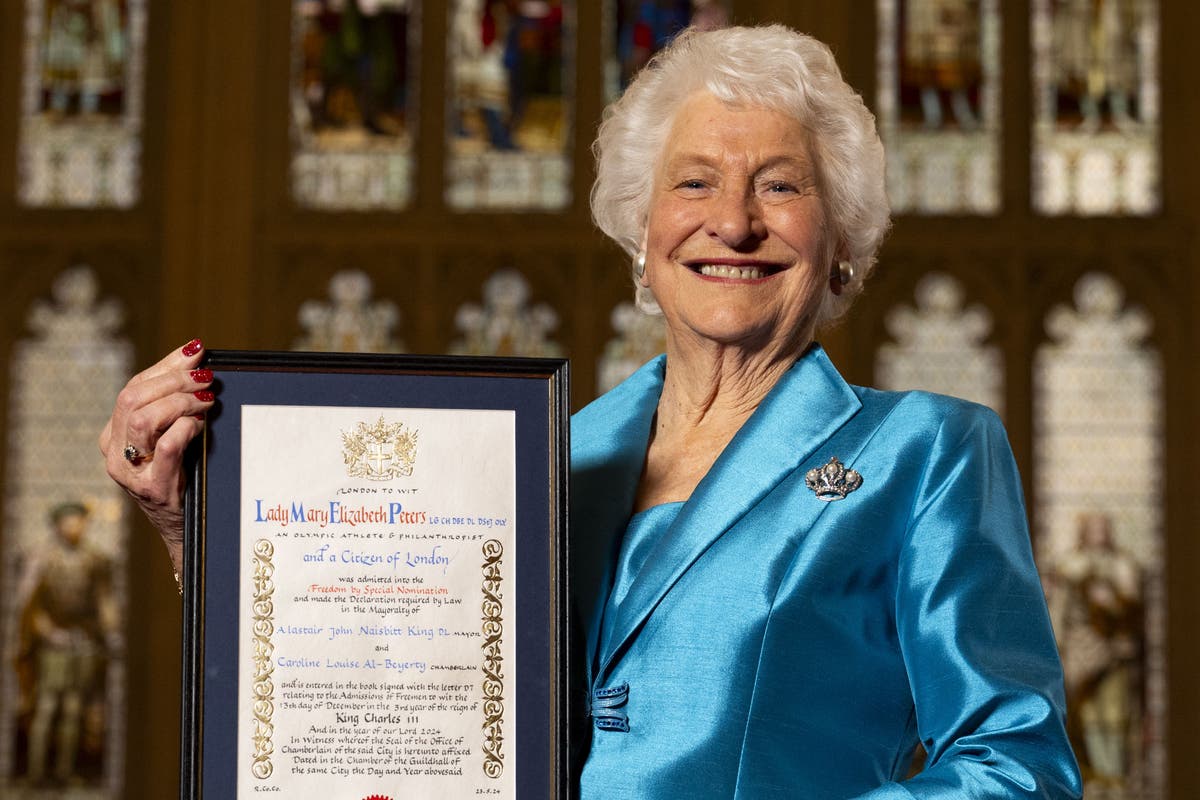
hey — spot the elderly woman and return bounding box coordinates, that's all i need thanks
[102,24,1080,800]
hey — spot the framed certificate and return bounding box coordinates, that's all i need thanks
[180,351,570,799]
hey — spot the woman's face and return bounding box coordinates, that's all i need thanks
[643,92,831,355]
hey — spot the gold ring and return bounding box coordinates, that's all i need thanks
[123,443,153,465]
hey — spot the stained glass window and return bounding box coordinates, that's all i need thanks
[603,0,730,101]
[291,0,419,210]
[293,270,404,353]
[448,270,563,356]
[876,0,1001,214]
[446,0,572,210]
[1034,273,1165,798]
[597,301,666,394]
[1032,0,1159,215]
[0,267,131,796]
[18,0,148,208]
[874,273,1003,414]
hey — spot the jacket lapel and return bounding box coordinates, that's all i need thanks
[594,345,862,682]
[571,356,666,686]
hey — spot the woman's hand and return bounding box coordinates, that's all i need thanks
[99,339,215,576]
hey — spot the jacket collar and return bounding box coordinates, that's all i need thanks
[585,344,863,684]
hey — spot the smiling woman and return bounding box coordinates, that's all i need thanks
[570,24,1083,799]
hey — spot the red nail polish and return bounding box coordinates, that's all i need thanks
[194,390,215,402]
[182,339,203,357]
[190,368,213,383]
[193,413,206,420]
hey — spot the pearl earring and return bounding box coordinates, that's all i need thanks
[838,260,855,286]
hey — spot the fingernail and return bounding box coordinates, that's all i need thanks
[190,368,213,383]
[194,390,215,402]
[182,339,203,357]
[193,413,206,420]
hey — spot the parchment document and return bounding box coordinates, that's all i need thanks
[237,405,516,798]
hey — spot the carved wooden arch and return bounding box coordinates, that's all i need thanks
[1025,255,1174,367]
[432,246,578,352]
[845,247,1015,386]
[257,245,421,351]
[0,249,152,485]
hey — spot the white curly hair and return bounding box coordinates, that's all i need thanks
[591,24,890,327]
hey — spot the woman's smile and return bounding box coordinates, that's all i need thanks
[685,259,789,282]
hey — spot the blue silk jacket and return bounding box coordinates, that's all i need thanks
[570,346,1082,799]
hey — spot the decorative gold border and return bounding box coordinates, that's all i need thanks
[250,539,276,779]
[481,538,505,778]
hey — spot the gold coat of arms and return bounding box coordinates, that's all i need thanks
[341,416,418,480]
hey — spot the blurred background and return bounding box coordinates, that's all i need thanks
[0,1,1195,797]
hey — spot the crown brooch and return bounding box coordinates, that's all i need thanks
[805,456,862,501]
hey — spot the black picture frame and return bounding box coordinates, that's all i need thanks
[180,351,570,799]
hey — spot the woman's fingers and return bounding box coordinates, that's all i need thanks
[100,338,213,510]
[100,339,208,457]
[100,339,213,577]
[119,414,204,514]
[123,372,214,453]
[128,337,205,388]
[104,385,213,477]
[151,413,204,488]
